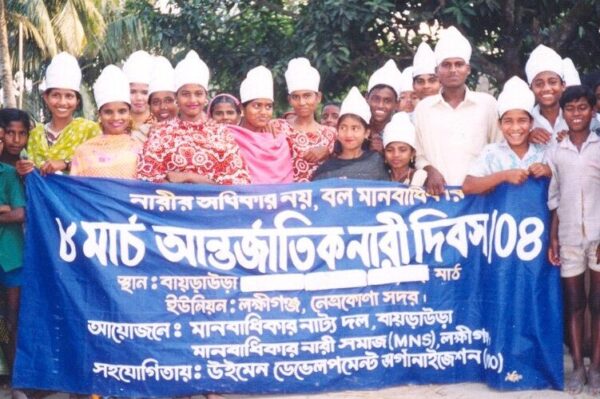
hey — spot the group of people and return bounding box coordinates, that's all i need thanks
[1,23,600,397]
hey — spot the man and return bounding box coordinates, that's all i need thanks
[413,26,500,194]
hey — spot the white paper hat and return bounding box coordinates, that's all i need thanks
[122,50,154,85]
[412,42,436,77]
[399,67,414,93]
[45,52,81,92]
[93,65,131,109]
[240,66,273,103]
[285,57,320,94]
[497,76,535,117]
[434,26,472,65]
[383,112,416,148]
[525,44,563,84]
[339,86,371,124]
[367,59,402,98]
[174,50,210,92]
[562,58,581,87]
[149,56,176,95]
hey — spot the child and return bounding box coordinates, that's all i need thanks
[462,77,551,194]
[366,60,401,152]
[382,112,426,186]
[0,160,25,381]
[312,87,388,181]
[525,45,567,145]
[0,109,32,166]
[547,85,600,395]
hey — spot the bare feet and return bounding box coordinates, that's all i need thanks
[566,367,586,395]
[205,394,225,399]
[589,367,600,396]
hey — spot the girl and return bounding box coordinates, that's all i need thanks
[0,109,33,166]
[312,87,388,181]
[228,66,295,184]
[284,58,336,182]
[208,93,241,125]
[382,112,426,185]
[137,50,249,185]
[70,65,142,179]
[16,52,100,176]
[147,56,178,128]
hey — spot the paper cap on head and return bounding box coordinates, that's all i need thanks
[497,76,535,117]
[93,65,130,109]
[525,44,563,84]
[240,66,273,103]
[367,60,402,98]
[45,52,81,92]
[412,42,436,77]
[339,86,371,124]
[383,112,416,148]
[174,50,210,92]
[149,56,176,95]
[562,58,581,87]
[434,26,472,65]
[285,57,320,94]
[399,67,415,93]
[122,50,153,85]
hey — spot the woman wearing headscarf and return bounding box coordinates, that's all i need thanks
[16,52,100,176]
[136,50,250,185]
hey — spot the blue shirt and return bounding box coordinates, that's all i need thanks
[467,141,546,177]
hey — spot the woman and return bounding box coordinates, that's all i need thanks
[284,57,335,182]
[123,50,155,143]
[208,93,241,125]
[137,50,249,185]
[70,65,142,179]
[228,66,295,184]
[16,52,100,176]
[382,112,426,185]
[312,87,388,181]
[147,56,178,127]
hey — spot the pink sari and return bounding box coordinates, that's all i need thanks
[228,121,294,184]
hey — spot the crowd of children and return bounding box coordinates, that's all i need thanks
[1,24,600,397]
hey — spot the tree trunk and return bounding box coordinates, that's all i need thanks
[0,0,15,108]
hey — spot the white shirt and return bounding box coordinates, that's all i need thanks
[414,88,501,186]
[531,105,568,142]
[547,132,600,246]
[468,141,546,177]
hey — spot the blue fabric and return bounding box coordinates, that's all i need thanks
[0,264,22,287]
[14,171,563,396]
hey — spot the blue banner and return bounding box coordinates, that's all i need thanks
[14,172,562,396]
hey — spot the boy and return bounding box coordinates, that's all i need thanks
[366,60,401,152]
[0,109,32,166]
[547,85,600,394]
[462,76,550,194]
[0,160,25,379]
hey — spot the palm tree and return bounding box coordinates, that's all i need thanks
[0,0,15,107]
[0,0,149,111]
